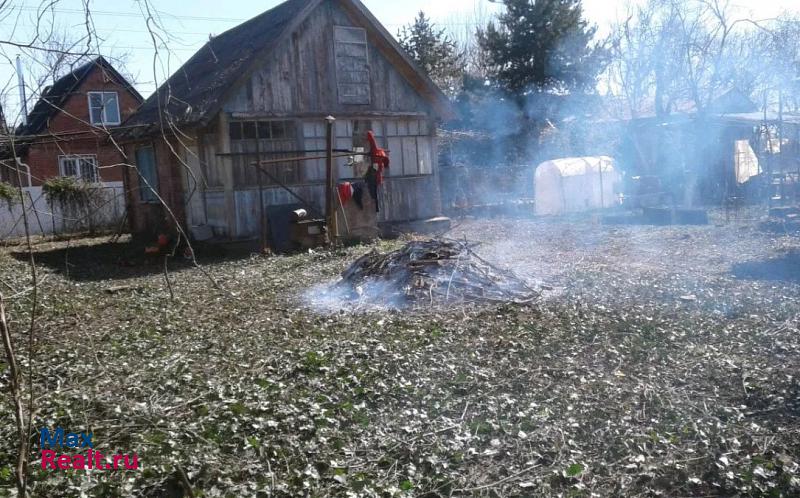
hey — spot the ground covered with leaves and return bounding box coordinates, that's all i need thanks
[0,211,799,497]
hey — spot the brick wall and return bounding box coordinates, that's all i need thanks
[23,65,142,186]
[124,139,188,237]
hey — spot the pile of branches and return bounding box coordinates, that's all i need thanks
[334,239,539,308]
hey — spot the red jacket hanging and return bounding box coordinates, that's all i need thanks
[367,131,390,185]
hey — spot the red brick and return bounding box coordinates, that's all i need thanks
[20,64,142,186]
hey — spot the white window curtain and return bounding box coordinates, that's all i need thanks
[88,92,121,125]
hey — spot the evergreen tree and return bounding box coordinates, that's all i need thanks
[398,12,465,96]
[478,0,605,96]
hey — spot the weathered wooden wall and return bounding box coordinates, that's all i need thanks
[222,1,433,116]
[192,116,441,238]
[183,0,443,239]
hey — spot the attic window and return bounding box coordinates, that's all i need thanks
[88,91,120,125]
[334,26,370,105]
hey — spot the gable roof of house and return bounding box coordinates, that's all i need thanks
[17,56,143,137]
[119,0,454,140]
[598,88,758,123]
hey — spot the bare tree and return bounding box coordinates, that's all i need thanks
[0,2,220,495]
[440,3,496,81]
[609,0,686,119]
[609,0,773,119]
[751,13,800,112]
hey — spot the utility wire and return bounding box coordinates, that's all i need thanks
[6,5,483,27]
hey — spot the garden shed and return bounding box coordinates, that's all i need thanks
[534,156,620,216]
[116,0,454,243]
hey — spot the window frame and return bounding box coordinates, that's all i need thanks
[333,26,371,105]
[58,154,99,183]
[134,145,160,203]
[87,91,121,126]
[229,119,301,187]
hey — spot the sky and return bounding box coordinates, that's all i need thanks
[0,0,797,125]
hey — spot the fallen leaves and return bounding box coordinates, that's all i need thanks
[0,213,797,496]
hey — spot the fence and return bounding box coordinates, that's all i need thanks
[0,182,126,240]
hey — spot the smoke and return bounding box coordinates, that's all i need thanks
[439,0,800,215]
[304,277,411,314]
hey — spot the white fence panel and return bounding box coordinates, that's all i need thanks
[0,182,126,240]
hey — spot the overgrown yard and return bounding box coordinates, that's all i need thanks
[1,212,799,497]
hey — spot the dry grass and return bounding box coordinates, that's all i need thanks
[0,211,798,497]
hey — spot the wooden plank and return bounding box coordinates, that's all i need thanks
[335,119,352,138]
[216,0,448,118]
[397,120,409,136]
[184,142,206,227]
[417,137,433,175]
[387,137,402,177]
[230,111,428,119]
[304,137,326,181]
[386,120,398,136]
[402,137,417,176]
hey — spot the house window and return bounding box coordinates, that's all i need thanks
[59,155,99,182]
[229,120,300,187]
[384,119,433,176]
[88,91,121,125]
[135,146,159,202]
[334,26,370,105]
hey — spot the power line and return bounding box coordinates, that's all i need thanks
[10,5,250,23]
[2,42,201,52]
[0,22,216,37]
[6,4,484,28]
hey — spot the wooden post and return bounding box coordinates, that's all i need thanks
[325,116,337,244]
[219,113,236,237]
[255,139,267,252]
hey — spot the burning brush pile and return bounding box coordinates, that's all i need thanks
[319,239,539,310]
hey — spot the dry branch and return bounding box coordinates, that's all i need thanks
[0,293,26,496]
[333,239,539,309]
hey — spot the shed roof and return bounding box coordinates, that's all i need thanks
[536,156,616,178]
[718,111,800,126]
[598,88,758,123]
[17,56,142,136]
[119,0,455,140]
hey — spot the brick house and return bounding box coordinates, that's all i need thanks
[8,56,142,187]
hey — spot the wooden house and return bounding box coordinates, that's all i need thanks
[117,0,454,242]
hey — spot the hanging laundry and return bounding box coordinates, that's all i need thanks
[352,183,365,210]
[367,131,390,185]
[337,182,353,205]
[364,167,380,213]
